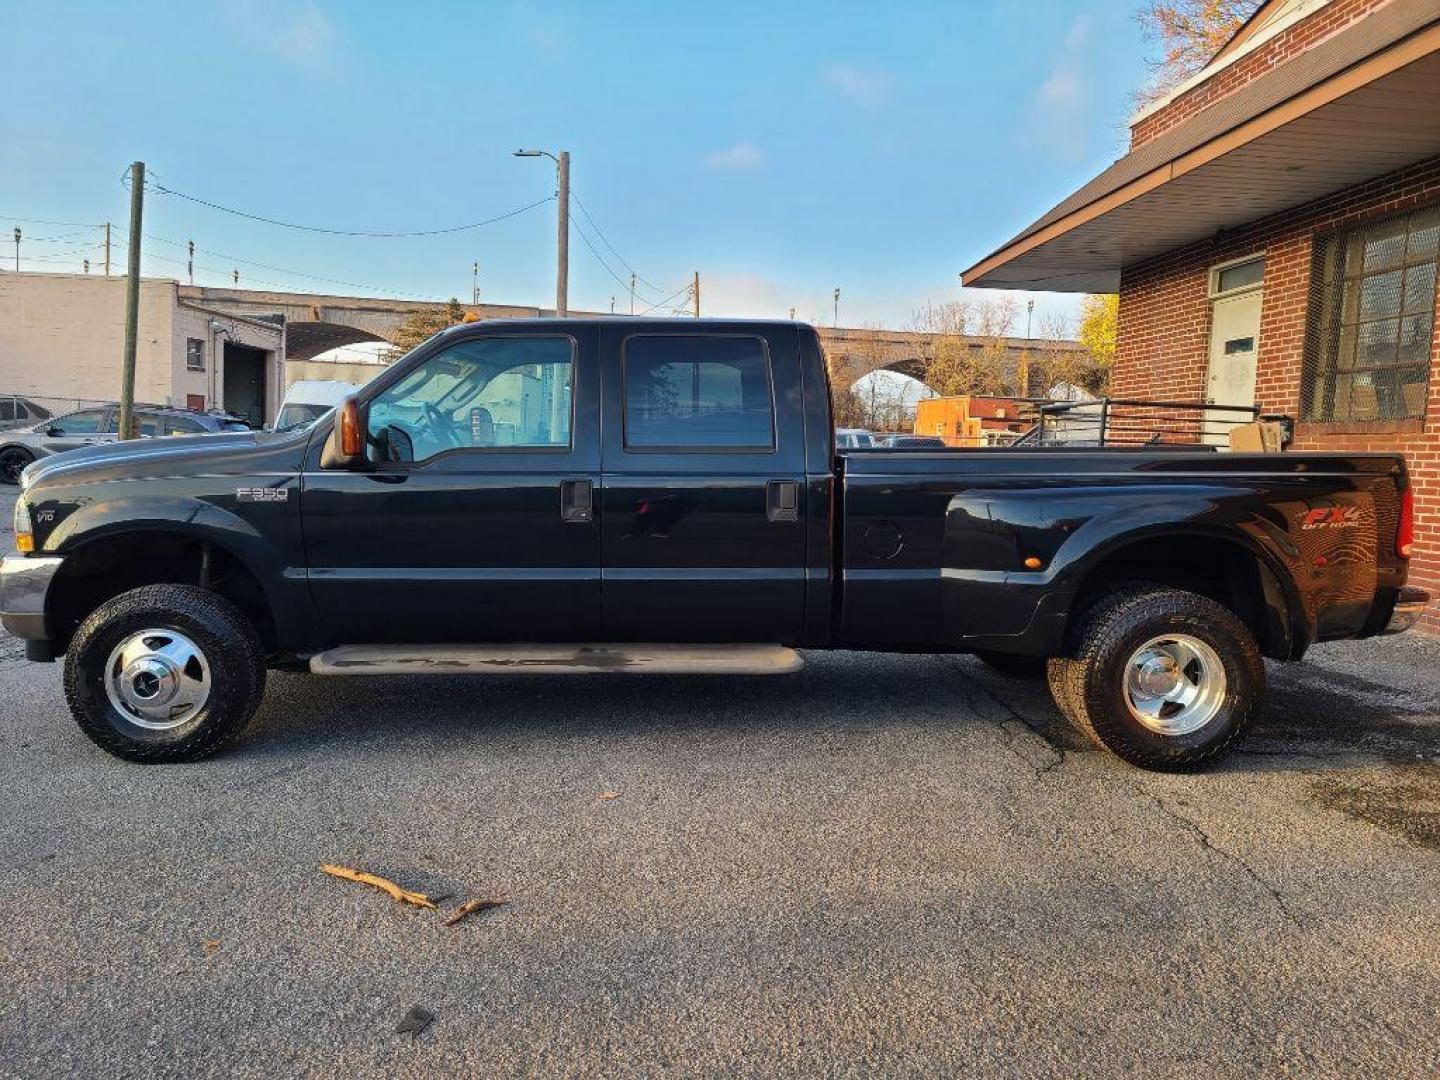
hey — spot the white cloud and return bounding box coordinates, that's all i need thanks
[1024,16,1090,161]
[822,62,894,109]
[274,4,335,64]
[1064,14,1091,52]
[224,0,336,68]
[702,142,766,172]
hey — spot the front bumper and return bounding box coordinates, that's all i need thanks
[0,553,64,640]
[1382,586,1430,636]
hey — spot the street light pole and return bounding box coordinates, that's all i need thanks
[556,151,569,318]
[514,148,570,317]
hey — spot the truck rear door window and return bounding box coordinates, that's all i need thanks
[623,335,775,450]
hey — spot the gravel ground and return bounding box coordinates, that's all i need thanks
[1,488,1438,1077]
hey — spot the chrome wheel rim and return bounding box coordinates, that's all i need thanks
[1123,633,1226,736]
[103,629,211,731]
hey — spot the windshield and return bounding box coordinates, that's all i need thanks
[275,403,334,431]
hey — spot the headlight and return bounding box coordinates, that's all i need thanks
[13,497,34,553]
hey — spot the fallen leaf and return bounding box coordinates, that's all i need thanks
[598,791,622,800]
[396,1004,436,1039]
[321,864,438,909]
[443,898,509,927]
[203,939,221,953]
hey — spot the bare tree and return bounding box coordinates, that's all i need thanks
[386,298,467,358]
[1136,0,1262,106]
[911,298,1018,397]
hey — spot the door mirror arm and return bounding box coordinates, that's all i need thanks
[320,396,370,470]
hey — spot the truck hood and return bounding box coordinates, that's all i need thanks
[22,429,311,490]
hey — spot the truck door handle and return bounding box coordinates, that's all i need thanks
[560,479,593,523]
[766,480,799,523]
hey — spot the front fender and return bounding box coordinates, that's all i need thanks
[34,488,317,652]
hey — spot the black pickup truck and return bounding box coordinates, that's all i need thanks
[1,319,1426,770]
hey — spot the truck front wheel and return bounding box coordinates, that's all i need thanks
[63,585,266,763]
[1052,586,1263,772]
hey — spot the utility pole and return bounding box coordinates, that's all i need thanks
[103,223,111,276]
[833,288,840,329]
[118,161,145,442]
[472,261,480,306]
[84,259,90,275]
[187,240,194,286]
[610,296,616,314]
[233,269,239,285]
[629,272,636,316]
[514,148,570,317]
[12,228,19,271]
[556,150,570,318]
[692,271,700,318]
[789,307,795,321]
[1026,298,1035,339]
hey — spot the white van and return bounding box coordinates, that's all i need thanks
[275,380,361,430]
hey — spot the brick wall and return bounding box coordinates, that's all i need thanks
[1113,155,1440,633]
[1131,0,1393,149]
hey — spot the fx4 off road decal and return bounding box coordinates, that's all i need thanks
[1300,506,1361,530]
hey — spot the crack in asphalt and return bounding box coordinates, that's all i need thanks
[1139,789,1301,928]
[955,669,1068,778]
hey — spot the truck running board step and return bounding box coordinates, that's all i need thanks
[308,644,804,676]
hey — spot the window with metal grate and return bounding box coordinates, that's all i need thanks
[1302,204,1439,423]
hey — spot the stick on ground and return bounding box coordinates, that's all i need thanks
[321,864,438,909]
[443,898,509,927]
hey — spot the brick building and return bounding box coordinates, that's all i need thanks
[964,0,1440,632]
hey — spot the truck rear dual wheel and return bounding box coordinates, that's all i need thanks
[1049,586,1264,772]
[63,585,266,763]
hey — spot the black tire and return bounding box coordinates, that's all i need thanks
[1054,586,1263,772]
[0,445,34,485]
[63,585,266,763]
[972,650,1048,678]
[1046,656,1079,723]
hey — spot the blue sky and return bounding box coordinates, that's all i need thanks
[2,0,1150,330]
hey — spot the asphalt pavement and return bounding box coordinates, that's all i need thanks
[1,485,1438,1077]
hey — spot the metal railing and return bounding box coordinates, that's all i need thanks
[1016,398,1293,449]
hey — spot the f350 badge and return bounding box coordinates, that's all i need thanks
[236,487,289,503]
[1300,506,1361,530]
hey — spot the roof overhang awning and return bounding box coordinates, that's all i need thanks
[963,16,1440,294]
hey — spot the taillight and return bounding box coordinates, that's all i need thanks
[1397,484,1414,559]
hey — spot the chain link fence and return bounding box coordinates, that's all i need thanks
[0,394,121,431]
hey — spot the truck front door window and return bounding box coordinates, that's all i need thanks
[623,335,775,449]
[366,336,574,463]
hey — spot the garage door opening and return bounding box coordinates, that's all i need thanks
[223,343,269,427]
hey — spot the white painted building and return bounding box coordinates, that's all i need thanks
[0,272,285,425]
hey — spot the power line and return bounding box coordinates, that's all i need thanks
[144,179,556,238]
[138,233,440,299]
[0,214,102,228]
[638,282,692,316]
[570,213,639,297]
[569,189,668,295]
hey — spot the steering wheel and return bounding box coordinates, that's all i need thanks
[420,402,462,450]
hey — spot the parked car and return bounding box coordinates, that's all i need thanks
[0,396,53,432]
[0,319,1425,771]
[0,405,250,484]
[883,434,948,448]
[275,379,361,431]
[835,427,876,449]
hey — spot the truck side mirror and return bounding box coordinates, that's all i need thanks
[320,396,368,469]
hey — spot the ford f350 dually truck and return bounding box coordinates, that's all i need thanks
[1,319,1426,770]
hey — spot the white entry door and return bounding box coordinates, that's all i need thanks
[1205,289,1262,445]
